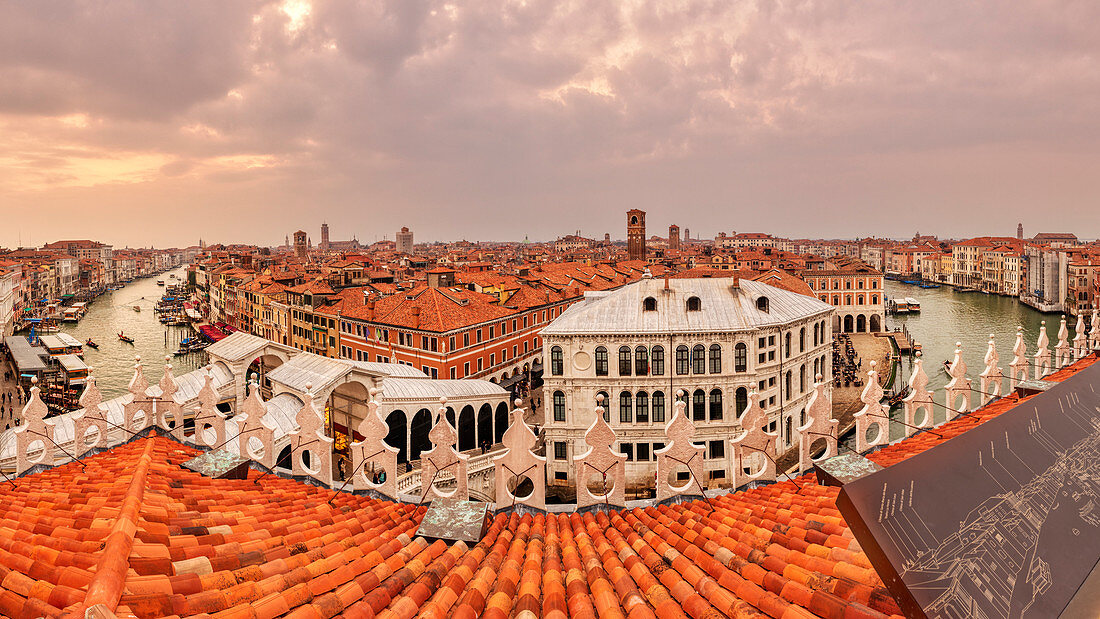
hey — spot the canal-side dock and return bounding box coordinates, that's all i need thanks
[876,326,917,353]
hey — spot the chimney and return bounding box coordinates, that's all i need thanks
[664,274,670,291]
[411,305,421,329]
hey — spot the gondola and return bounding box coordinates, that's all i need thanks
[85,339,99,349]
[118,332,135,344]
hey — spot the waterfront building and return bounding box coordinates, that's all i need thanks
[951,237,1022,290]
[802,256,885,333]
[626,209,646,261]
[0,265,19,336]
[980,245,1025,296]
[395,226,414,254]
[540,275,833,492]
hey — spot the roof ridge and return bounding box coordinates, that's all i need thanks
[70,438,156,617]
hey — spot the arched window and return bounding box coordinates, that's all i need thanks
[686,296,701,311]
[709,344,722,373]
[692,344,706,374]
[735,387,748,416]
[676,345,690,375]
[813,323,819,347]
[814,357,819,379]
[550,346,563,375]
[595,346,608,376]
[651,345,665,375]
[800,409,806,427]
[785,371,792,400]
[785,416,793,446]
[857,294,864,305]
[857,280,864,289]
[709,389,722,421]
[692,389,705,421]
[799,327,805,352]
[785,332,791,358]
[635,346,649,376]
[597,391,610,422]
[756,296,770,312]
[643,297,657,311]
[652,391,666,422]
[871,294,879,304]
[734,343,747,373]
[618,346,632,376]
[553,391,565,421]
[636,391,649,422]
[800,364,806,393]
[619,391,632,423]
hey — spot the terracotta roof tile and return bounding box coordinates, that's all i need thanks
[1,359,1094,618]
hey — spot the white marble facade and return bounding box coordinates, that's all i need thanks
[541,277,834,493]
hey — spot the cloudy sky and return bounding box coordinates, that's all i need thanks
[1,0,1098,248]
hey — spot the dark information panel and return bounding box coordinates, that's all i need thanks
[839,361,1100,619]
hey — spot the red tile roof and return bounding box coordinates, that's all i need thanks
[1,359,1092,618]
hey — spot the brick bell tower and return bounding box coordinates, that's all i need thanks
[627,209,646,261]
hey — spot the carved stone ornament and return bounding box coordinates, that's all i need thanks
[15,379,54,474]
[237,375,277,469]
[420,397,469,502]
[1055,315,1072,369]
[797,374,838,474]
[289,383,334,486]
[902,352,935,436]
[573,396,627,509]
[350,387,399,498]
[493,399,546,511]
[944,343,972,417]
[124,356,153,433]
[1034,320,1051,379]
[854,362,890,452]
[978,335,1003,406]
[730,389,778,488]
[192,368,227,449]
[655,392,706,502]
[1073,312,1088,359]
[72,368,109,456]
[155,357,184,441]
[1009,326,1028,389]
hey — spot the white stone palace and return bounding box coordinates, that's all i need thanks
[539,275,834,493]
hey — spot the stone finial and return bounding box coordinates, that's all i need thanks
[350,387,398,498]
[979,335,1003,406]
[797,374,838,473]
[493,402,546,511]
[1055,315,1072,368]
[730,389,778,488]
[73,369,108,456]
[15,379,55,474]
[420,401,469,502]
[655,396,705,502]
[945,342,972,417]
[289,386,334,486]
[903,352,935,436]
[1091,310,1100,351]
[854,361,889,452]
[1009,326,1028,388]
[574,400,626,509]
[1034,320,1051,378]
[1073,313,1087,360]
[192,370,227,448]
[124,357,152,433]
[152,358,183,440]
[237,375,277,469]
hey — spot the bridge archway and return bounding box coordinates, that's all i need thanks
[458,405,475,451]
[410,408,432,461]
[247,353,287,398]
[495,402,508,443]
[384,409,407,463]
[477,404,493,449]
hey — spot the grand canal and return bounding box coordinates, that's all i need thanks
[59,267,202,399]
[877,280,1061,438]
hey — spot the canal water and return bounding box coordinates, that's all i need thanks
[59,267,203,399]
[877,280,1062,438]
